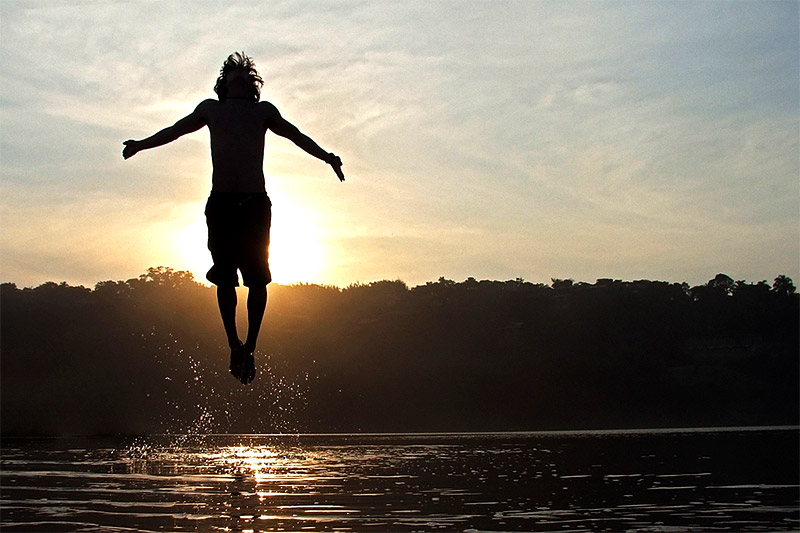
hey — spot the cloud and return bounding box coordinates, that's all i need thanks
[1,1,797,288]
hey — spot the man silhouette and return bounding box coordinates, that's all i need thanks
[123,52,344,385]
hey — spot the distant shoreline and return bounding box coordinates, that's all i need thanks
[3,426,798,442]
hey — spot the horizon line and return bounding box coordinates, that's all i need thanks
[5,425,798,441]
[1,266,796,292]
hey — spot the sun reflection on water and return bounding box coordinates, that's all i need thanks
[212,445,280,483]
[4,431,797,532]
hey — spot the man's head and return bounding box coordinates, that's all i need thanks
[214,52,264,103]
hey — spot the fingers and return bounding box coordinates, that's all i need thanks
[122,140,137,159]
[330,155,345,181]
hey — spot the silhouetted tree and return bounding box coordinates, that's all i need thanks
[1,270,797,435]
[773,275,796,296]
[710,273,735,295]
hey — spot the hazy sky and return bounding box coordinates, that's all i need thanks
[1,0,798,288]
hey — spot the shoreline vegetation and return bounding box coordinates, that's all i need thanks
[2,268,797,436]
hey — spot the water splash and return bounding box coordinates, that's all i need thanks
[144,335,310,440]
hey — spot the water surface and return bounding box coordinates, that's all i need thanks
[2,428,798,531]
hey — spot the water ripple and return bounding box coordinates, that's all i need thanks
[1,429,798,532]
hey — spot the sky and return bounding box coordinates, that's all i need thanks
[1,0,798,289]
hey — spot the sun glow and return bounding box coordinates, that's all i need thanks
[174,218,212,283]
[268,203,326,285]
[218,446,280,483]
[173,200,326,286]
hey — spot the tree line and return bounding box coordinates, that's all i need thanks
[1,268,797,436]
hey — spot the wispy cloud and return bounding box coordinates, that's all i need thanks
[1,0,797,287]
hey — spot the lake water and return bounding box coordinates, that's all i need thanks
[1,428,798,532]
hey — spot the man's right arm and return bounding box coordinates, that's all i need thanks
[122,101,211,159]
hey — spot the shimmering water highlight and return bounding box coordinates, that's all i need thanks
[2,428,798,532]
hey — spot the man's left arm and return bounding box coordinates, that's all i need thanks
[267,108,344,181]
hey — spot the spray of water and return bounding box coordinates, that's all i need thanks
[126,329,311,461]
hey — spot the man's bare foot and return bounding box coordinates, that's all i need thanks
[229,342,244,380]
[239,348,256,385]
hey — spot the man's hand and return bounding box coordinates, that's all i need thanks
[328,153,345,181]
[122,140,140,160]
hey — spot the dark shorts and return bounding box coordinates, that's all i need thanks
[204,191,272,287]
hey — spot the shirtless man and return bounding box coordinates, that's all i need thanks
[122,52,344,385]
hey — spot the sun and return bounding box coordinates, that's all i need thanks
[173,200,326,286]
[268,203,326,284]
[171,219,205,283]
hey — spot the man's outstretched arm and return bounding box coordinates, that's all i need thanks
[122,104,208,159]
[269,113,345,181]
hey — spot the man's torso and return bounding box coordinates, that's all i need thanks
[198,99,279,193]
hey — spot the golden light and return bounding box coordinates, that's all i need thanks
[268,202,326,285]
[173,199,326,286]
[175,217,212,284]
[220,445,280,483]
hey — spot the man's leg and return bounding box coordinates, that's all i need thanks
[218,286,246,380]
[237,286,266,385]
[217,286,240,348]
[244,285,267,353]
[238,194,271,384]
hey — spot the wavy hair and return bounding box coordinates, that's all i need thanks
[214,52,264,103]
